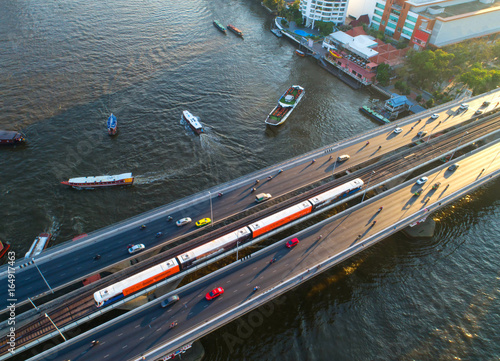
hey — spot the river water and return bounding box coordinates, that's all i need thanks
[1,0,499,360]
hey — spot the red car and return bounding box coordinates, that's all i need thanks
[205,287,224,300]
[286,238,299,248]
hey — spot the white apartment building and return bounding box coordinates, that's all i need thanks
[300,0,351,27]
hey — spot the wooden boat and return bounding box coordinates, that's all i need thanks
[61,173,134,189]
[107,113,117,135]
[265,85,305,126]
[227,24,243,37]
[213,20,226,34]
[0,130,25,145]
[0,241,11,260]
[25,233,52,259]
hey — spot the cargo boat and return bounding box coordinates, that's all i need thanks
[265,85,305,126]
[61,173,134,189]
[0,130,25,145]
[107,113,117,135]
[25,233,52,259]
[182,110,204,135]
[227,24,243,37]
[213,20,226,34]
[359,106,391,124]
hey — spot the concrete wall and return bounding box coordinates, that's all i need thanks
[429,9,500,46]
[347,0,378,21]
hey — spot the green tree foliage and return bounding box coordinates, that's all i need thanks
[406,49,454,88]
[459,64,500,94]
[376,63,391,86]
[281,0,302,26]
[314,20,335,36]
[263,0,285,12]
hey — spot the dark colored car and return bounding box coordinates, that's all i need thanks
[286,238,299,248]
[206,287,224,300]
[161,295,180,308]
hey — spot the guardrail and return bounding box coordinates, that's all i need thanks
[23,139,500,361]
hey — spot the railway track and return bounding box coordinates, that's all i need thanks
[2,115,499,357]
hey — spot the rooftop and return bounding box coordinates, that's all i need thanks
[419,0,500,19]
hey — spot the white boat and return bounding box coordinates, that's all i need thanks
[182,110,204,135]
[25,233,52,259]
[265,85,305,126]
[61,173,134,189]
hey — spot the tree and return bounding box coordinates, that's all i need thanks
[376,63,391,86]
[315,20,335,36]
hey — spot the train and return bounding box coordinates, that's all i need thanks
[93,178,364,307]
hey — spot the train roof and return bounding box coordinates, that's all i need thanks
[177,227,251,264]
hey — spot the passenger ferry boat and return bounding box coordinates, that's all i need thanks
[61,173,134,189]
[213,20,226,34]
[107,113,117,135]
[227,24,243,37]
[182,110,204,135]
[25,233,52,259]
[0,130,25,145]
[265,85,305,126]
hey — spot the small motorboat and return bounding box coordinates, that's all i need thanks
[295,49,305,57]
[107,114,117,135]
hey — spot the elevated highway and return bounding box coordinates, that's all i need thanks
[29,140,500,361]
[3,111,500,358]
[2,89,499,315]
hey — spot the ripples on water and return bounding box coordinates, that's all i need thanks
[1,0,499,360]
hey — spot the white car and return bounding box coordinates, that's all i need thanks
[430,114,439,119]
[458,103,469,111]
[176,217,192,227]
[475,109,483,115]
[128,244,145,254]
[416,177,428,185]
[393,127,403,134]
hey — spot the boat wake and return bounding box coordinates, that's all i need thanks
[199,131,226,155]
[134,168,199,185]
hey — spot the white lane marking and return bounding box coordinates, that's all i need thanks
[233,290,238,293]
[240,274,244,277]
[167,309,172,313]
[104,355,109,358]
[135,325,140,328]
[122,345,128,349]
[140,336,145,340]
[156,328,161,332]
[118,333,123,336]
[226,280,231,283]
[204,304,208,308]
[152,317,157,321]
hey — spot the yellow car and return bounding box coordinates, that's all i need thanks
[196,218,212,227]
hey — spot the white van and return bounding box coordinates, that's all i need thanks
[337,155,350,162]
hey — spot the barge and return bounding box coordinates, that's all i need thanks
[359,106,391,124]
[213,20,226,34]
[227,24,243,37]
[265,85,305,126]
